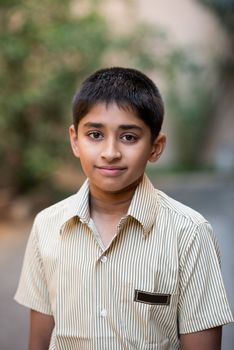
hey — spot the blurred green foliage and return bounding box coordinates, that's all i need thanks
[0,0,167,194]
[199,0,234,78]
[168,0,234,170]
[0,0,111,193]
[165,50,216,169]
[0,0,219,196]
[200,0,234,32]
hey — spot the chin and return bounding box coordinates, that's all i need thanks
[104,179,141,194]
[101,185,125,194]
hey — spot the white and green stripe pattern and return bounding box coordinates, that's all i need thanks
[15,174,233,349]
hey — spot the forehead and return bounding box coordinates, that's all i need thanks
[78,102,147,129]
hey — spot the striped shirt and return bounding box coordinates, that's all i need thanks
[15,174,233,349]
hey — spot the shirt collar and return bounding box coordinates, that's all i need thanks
[60,174,158,236]
[61,179,90,230]
[126,174,158,236]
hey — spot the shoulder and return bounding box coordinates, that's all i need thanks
[33,193,77,234]
[157,189,207,226]
[36,194,76,221]
[155,190,217,251]
[37,195,75,219]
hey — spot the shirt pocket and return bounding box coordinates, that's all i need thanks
[134,289,171,306]
[119,286,178,347]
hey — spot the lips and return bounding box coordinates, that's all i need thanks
[96,166,126,170]
[95,165,127,176]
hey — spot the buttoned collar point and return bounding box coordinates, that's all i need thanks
[127,174,159,237]
[59,179,90,234]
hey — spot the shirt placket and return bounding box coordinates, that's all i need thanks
[87,220,111,348]
[88,219,130,349]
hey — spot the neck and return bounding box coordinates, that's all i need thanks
[89,178,142,216]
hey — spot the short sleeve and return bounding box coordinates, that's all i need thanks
[14,216,53,315]
[178,222,233,333]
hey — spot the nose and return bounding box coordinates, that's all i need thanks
[100,138,121,161]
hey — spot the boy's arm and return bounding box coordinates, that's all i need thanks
[29,310,54,350]
[180,326,222,350]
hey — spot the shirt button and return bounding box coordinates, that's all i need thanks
[101,256,107,263]
[100,309,107,317]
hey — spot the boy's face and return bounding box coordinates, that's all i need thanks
[70,103,166,195]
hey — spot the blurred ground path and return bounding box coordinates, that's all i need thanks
[0,221,30,350]
[0,173,233,350]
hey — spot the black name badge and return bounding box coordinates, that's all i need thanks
[134,289,171,306]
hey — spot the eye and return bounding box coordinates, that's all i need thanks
[121,134,138,143]
[88,131,103,140]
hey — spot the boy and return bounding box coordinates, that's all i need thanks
[15,67,233,350]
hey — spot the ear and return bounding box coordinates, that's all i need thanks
[148,132,166,163]
[69,124,80,158]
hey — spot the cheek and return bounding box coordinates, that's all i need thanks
[131,145,151,164]
[78,145,97,167]
[78,139,95,156]
[78,157,92,177]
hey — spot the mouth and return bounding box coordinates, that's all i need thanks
[95,165,127,176]
[96,165,126,170]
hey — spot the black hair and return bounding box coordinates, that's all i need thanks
[72,67,164,142]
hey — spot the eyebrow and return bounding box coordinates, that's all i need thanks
[83,122,142,131]
[119,124,142,131]
[83,122,103,128]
